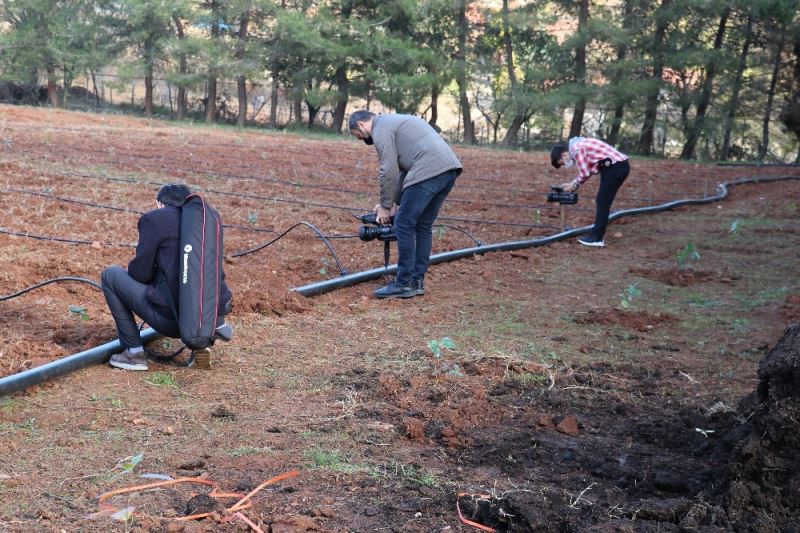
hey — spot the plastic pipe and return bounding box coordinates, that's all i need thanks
[292,176,798,297]
[0,328,161,396]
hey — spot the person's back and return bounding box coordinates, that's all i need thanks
[102,183,232,371]
[371,114,462,190]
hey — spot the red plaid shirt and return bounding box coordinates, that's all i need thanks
[569,138,628,188]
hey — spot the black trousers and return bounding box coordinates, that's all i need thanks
[101,265,180,349]
[591,159,630,240]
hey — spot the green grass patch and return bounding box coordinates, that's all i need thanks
[144,372,179,388]
[227,446,273,458]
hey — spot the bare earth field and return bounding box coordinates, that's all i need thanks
[1,105,799,532]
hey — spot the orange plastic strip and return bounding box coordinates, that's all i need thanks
[227,470,300,512]
[455,493,497,533]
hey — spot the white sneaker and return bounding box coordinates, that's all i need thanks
[109,349,148,371]
[578,236,605,247]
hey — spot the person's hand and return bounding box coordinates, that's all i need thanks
[375,205,393,225]
[560,182,577,192]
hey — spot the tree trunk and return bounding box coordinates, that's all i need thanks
[501,0,526,146]
[269,72,280,128]
[331,64,348,132]
[46,65,59,107]
[457,0,475,144]
[173,15,188,120]
[759,36,785,161]
[429,82,439,128]
[293,94,303,125]
[680,8,729,159]
[607,0,634,145]
[205,2,220,124]
[638,0,671,155]
[236,15,250,127]
[144,34,155,117]
[568,0,589,139]
[779,35,800,158]
[91,71,100,107]
[720,13,753,160]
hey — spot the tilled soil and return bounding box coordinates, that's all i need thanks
[1,105,799,532]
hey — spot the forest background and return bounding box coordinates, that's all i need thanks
[2,0,800,161]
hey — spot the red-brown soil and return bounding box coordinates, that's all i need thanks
[1,105,799,531]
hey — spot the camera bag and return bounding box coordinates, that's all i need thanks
[157,193,224,350]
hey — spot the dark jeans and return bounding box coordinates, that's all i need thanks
[101,265,180,349]
[393,169,459,286]
[591,159,630,240]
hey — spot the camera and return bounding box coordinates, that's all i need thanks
[546,186,578,205]
[355,212,396,242]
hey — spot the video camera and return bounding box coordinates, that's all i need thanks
[355,212,396,242]
[546,186,578,205]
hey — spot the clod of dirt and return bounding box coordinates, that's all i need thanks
[555,415,580,437]
[403,418,425,440]
[271,515,321,533]
[210,404,235,419]
[722,323,800,530]
[184,493,222,516]
[576,309,676,332]
[177,460,206,470]
[535,415,556,429]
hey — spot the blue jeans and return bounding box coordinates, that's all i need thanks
[393,169,458,286]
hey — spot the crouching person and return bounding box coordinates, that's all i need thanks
[101,183,232,371]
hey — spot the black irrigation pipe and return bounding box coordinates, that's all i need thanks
[0,276,101,302]
[232,221,350,276]
[3,188,277,235]
[0,328,161,396]
[1,174,796,396]
[291,175,800,297]
[3,124,730,189]
[0,227,136,247]
[1,160,563,230]
[9,140,685,208]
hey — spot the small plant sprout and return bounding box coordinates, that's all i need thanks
[618,283,641,310]
[69,305,90,321]
[676,243,700,270]
[729,219,740,234]
[695,427,715,438]
[112,453,143,479]
[247,212,258,225]
[428,337,456,358]
[319,257,331,275]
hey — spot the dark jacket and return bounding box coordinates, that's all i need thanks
[128,205,232,318]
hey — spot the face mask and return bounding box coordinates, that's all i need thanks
[360,127,374,145]
[562,159,575,168]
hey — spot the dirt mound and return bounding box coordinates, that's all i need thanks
[575,309,676,331]
[724,322,800,530]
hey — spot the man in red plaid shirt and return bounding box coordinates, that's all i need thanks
[551,137,630,247]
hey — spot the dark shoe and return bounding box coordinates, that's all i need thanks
[413,278,425,297]
[374,281,416,299]
[215,323,233,342]
[578,235,605,247]
[109,349,148,371]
